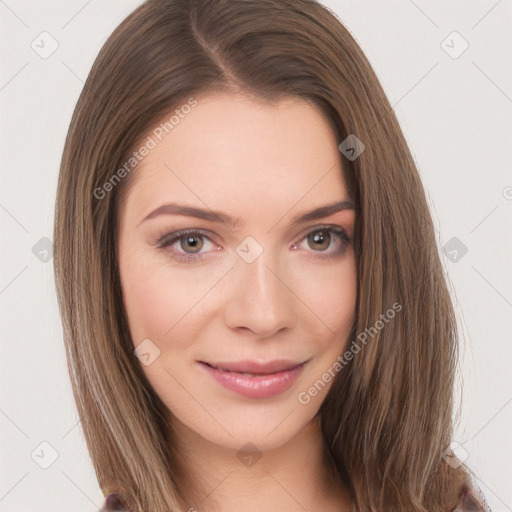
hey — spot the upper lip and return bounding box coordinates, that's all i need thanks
[200,359,306,374]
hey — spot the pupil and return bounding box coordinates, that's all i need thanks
[310,230,329,251]
[181,235,203,253]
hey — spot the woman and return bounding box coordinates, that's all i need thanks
[53,0,491,510]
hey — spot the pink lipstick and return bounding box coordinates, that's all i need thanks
[198,359,306,398]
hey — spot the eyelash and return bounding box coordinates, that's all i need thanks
[156,225,351,264]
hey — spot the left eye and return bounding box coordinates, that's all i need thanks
[292,226,350,258]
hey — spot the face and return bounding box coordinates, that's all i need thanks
[117,91,357,452]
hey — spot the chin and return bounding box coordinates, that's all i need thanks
[174,399,321,453]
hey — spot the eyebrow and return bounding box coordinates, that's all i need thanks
[138,199,354,228]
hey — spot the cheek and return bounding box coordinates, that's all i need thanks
[120,252,213,345]
[293,258,356,344]
[121,269,171,345]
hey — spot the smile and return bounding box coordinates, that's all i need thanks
[198,360,307,398]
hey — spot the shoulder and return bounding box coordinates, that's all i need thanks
[450,477,492,512]
[101,493,131,511]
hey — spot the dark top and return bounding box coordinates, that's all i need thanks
[100,477,492,511]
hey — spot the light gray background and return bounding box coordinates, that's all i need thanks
[1,1,511,510]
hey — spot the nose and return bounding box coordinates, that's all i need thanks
[223,249,296,338]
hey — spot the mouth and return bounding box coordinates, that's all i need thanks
[199,359,307,376]
[197,359,308,398]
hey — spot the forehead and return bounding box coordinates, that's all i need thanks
[120,92,350,226]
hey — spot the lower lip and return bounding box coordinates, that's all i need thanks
[199,362,305,398]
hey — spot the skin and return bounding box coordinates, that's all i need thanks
[117,91,356,511]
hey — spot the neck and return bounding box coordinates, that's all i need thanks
[168,415,352,512]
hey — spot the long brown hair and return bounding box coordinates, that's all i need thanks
[53,0,473,510]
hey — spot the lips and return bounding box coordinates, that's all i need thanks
[198,359,307,398]
[201,359,305,375]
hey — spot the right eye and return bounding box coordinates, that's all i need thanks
[157,229,221,263]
